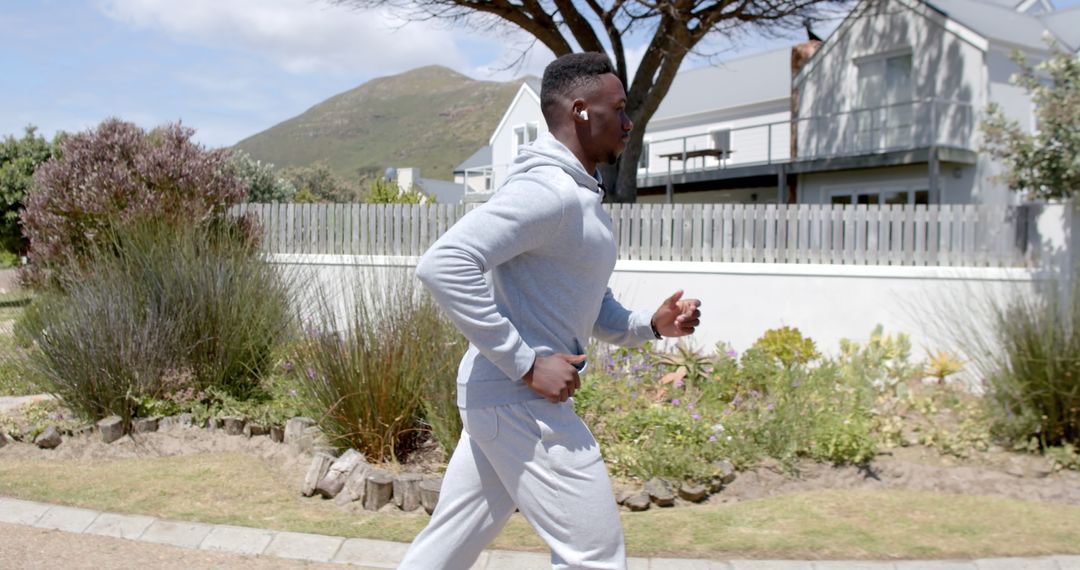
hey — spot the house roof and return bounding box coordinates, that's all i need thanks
[651,48,792,122]
[925,0,1058,50]
[418,177,465,204]
[454,145,492,173]
[1038,7,1080,51]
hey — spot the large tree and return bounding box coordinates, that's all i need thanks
[332,0,844,201]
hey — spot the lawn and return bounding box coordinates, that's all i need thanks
[1,452,1079,560]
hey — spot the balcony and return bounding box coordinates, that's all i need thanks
[637,98,977,190]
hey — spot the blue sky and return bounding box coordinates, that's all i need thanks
[3,0,1077,149]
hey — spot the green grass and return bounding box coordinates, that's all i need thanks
[1,453,1078,559]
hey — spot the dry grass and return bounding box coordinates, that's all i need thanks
[1,453,1079,559]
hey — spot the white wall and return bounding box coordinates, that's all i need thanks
[271,253,1043,359]
[490,89,545,190]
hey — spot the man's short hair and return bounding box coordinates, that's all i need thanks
[540,52,616,124]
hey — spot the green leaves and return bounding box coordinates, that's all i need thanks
[981,38,1080,200]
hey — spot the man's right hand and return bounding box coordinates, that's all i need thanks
[523,354,587,403]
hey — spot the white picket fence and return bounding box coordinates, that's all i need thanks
[232,202,1030,267]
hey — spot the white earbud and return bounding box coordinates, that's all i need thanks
[578,110,589,121]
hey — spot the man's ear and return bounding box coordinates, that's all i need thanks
[573,100,588,122]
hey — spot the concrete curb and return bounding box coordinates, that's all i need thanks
[1,497,1077,569]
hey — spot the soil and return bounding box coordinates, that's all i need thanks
[2,397,1079,511]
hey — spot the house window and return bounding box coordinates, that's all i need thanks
[638,141,650,171]
[855,52,914,151]
[829,187,929,205]
[513,122,538,156]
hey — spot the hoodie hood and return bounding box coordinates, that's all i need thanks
[506,132,601,195]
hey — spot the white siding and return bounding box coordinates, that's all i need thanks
[640,103,790,178]
[797,0,985,158]
[490,93,545,190]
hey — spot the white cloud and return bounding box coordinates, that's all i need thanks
[96,0,473,76]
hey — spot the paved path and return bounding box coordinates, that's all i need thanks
[1,496,1078,569]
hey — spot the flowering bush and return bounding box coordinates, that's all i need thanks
[21,119,245,288]
[576,328,891,484]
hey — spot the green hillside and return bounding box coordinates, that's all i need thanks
[234,66,525,183]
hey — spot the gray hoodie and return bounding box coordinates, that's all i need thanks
[416,132,656,409]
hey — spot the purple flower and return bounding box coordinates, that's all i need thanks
[672,399,681,406]
[289,389,298,397]
[306,367,316,380]
[674,379,684,389]
[692,413,701,421]
[726,348,738,358]
[749,390,762,399]
[687,402,695,410]
[767,403,775,412]
[281,361,294,372]
[708,435,718,442]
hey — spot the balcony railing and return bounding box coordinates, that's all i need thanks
[795,98,974,161]
[637,99,975,181]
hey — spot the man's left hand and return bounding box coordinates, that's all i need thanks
[651,289,701,338]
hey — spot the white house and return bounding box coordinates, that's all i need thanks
[792,0,1080,207]
[458,0,1078,205]
[635,48,794,204]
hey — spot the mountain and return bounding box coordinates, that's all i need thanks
[234,66,526,183]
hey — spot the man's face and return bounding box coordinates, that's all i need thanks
[583,73,633,166]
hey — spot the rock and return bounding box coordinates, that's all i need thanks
[644,478,675,507]
[363,470,394,511]
[419,477,442,515]
[624,492,651,512]
[178,413,194,428]
[678,482,709,503]
[34,426,62,449]
[133,417,160,433]
[284,417,317,445]
[0,432,10,448]
[97,415,124,444]
[205,417,222,430]
[714,459,737,484]
[158,416,178,431]
[222,416,246,436]
[334,462,373,506]
[316,449,366,499]
[616,489,636,505]
[244,423,268,438]
[301,453,334,497]
[1005,461,1025,478]
[1030,459,1055,479]
[393,473,423,512]
[270,425,284,443]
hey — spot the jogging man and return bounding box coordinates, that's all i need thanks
[400,52,702,570]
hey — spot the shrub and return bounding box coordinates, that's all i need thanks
[979,280,1080,448]
[230,150,296,203]
[289,270,465,462]
[0,126,55,256]
[21,119,245,288]
[578,328,882,483]
[19,220,293,423]
[363,177,429,204]
[281,161,357,203]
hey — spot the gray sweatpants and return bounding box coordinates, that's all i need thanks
[398,399,626,570]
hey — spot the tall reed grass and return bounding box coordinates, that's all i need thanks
[289,268,465,462]
[20,220,294,422]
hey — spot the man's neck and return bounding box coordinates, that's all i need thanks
[551,129,596,176]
